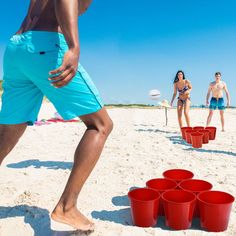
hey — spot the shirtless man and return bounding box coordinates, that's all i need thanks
[0,0,113,231]
[206,72,230,131]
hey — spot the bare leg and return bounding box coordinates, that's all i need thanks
[220,110,225,131]
[51,107,113,231]
[184,99,191,127]
[0,123,28,165]
[177,100,183,129]
[206,110,214,127]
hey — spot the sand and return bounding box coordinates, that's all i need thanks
[0,103,235,236]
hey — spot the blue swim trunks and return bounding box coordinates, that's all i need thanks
[209,97,225,110]
[0,31,104,125]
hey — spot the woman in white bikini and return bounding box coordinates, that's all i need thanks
[170,70,192,128]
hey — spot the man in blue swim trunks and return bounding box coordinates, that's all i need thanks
[206,72,231,131]
[0,0,113,231]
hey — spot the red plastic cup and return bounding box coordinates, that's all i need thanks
[163,169,194,183]
[179,179,213,216]
[193,126,205,131]
[191,132,203,148]
[205,126,217,140]
[128,188,160,227]
[181,127,193,140]
[162,190,196,230]
[198,130,210,144]
[185,130,196,144]
[146,178,178,215]
[198,191,235,232]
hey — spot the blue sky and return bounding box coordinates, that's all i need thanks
[0,0,236,105]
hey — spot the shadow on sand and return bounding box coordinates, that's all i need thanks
[135,128,178,135]
[185,147,236,157]
[92,192,202,231]
[136,127,236,158]
[167,135,192,147]
[0,205,91,236]
[7,159,73,170]
[91,187,137,226]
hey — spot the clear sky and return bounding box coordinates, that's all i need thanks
[0,0,235,105]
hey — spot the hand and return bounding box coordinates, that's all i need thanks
[206,101,209,107]
[180,92,190,100]
[227,102,230,107]
[170,102,173,107]
[49,48,79,88]
[184,91,190,96]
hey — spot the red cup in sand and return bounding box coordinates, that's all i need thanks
[198,191,235,232]
[179,179,213,217]
[205,126,217,140]
[146,178,178,216]
[163,169,194,183]
[128,188,160,227]
[193,126,205,131]
[191,132,204,148]
[162,190,196,230]
[185,130,196,144]
[181,127,193,140]
[198,129,210,144]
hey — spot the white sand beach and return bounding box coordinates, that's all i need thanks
[0,104,235,236]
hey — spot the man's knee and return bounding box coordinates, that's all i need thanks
[208,110,214,117]
[99,118,113,137]
[86,116,113,137]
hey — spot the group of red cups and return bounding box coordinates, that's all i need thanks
[128,169,235,232]
[181,126,217,148]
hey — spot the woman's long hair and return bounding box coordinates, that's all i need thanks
[174,70,186,83]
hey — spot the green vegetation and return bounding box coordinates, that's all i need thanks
[0,80,2,95]
[104,103,236,109]
[0,84,235,108]
[104,104,158,109]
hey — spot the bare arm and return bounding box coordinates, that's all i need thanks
[78,0,93,16]
[170,83,177,106]
[206,84,212,106]
[187,80,192,93]
[49,0,80,88]
[54,0,79,50]
[183,80,192,97]
[224,83,230,107]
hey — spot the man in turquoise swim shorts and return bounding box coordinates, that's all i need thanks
[0,0,113,231]
[206,72,231,131]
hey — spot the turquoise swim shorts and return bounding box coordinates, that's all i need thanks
[0,31,104,125]
[209,97,225,110]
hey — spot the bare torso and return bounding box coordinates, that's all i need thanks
[210,81,225,98]
[176,80,191,100]
[16,0,92,34]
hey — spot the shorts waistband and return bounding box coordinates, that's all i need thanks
[211,97,224,100]
[10,30,67,46]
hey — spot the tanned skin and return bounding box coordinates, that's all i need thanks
[206,73,230,131]
[0,0,113,231]
[170,72,192,128]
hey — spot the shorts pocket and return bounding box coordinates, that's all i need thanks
[26,43,66,57]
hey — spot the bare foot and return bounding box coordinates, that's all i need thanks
[51,204,95,232]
